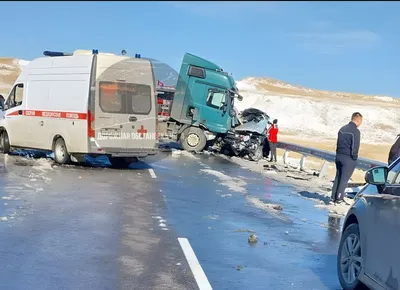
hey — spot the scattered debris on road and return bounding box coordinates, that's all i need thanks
[248,233,258,243]
[236,265,244,271]
[234,229,256,233]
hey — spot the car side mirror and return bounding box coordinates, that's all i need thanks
[365,166,388,185]
[0,96,4,111]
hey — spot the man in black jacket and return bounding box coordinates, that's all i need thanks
[388,134,400,165]
[330,112,363,205]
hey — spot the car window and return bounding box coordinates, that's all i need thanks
[388,160,400,184]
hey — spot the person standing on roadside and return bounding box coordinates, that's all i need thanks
[330,112,363,205]
[267,119,279,162]
[388,134,400,165]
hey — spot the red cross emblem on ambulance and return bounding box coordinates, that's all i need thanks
[137,125,147,137]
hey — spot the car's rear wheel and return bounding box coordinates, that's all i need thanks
[54,138,71,165]
[337,223,368,290]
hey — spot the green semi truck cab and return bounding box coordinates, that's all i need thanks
[165,53,242,152]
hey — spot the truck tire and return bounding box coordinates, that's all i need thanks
[54,138,71,165]
[0,130,10,154]
[180,127,207,152]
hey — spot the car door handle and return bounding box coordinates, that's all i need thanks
[39,121,44,126]
[129,116,137,122]
[18,110,22,115]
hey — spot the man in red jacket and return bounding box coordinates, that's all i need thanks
[267,119,279,162]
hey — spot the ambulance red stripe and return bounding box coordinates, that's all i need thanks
[6,110,87,120]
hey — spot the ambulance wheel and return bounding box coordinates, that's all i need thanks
[54,138,71,165]
[0,130,10,154]
[180,127,207,152]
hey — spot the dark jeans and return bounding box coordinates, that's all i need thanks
[263,139,270,158]
[331,154,357,201]
[269,141,277,161]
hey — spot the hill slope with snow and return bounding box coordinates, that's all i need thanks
[0,58,30,96]
[236,77,400,145]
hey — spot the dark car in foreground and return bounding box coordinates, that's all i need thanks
[337,158,400,290]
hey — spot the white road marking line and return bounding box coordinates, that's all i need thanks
[178,237,213,290]
[148,168,157,178]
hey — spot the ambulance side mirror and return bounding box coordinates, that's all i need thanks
[0,95,4,111]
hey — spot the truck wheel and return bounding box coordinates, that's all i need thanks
[249,145,263,162]
[54,138,71,165]
[0,130,10,154]
[180,127,207,152]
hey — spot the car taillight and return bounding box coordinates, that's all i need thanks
[87,110,95,138]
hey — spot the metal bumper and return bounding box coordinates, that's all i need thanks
[102,148,159,157]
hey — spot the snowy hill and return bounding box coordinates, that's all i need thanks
[0,58,30,96]
[236,77,400,145]
[0,57,398,145]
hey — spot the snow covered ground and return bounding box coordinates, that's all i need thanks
[235,77,399,145]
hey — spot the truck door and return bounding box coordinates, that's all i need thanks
[4,83,28,147]
[202,87,229,133]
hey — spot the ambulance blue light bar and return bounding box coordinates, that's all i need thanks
[135,54,141,58]
[92,49,98,55]
[43,51,73,57]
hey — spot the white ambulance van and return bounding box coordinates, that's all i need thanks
[0,49,159,167]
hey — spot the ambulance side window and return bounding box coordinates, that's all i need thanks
[5,83,24,110]
[14,84,24,106]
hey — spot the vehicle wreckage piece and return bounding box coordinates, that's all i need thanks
[212,108,270,161]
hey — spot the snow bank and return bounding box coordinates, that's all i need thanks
[18,59,30,66]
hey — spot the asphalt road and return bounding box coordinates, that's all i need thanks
[0,151,343,290]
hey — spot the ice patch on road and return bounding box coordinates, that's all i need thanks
[200,169,247,193]
[153,215,169,230]
[219,154,352,217]
[33,159,54,172]
[171,149,198,159]
[315,203,349,216]
[246,196,289,222]
[2,195,19,200]
[206,214,219,220]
